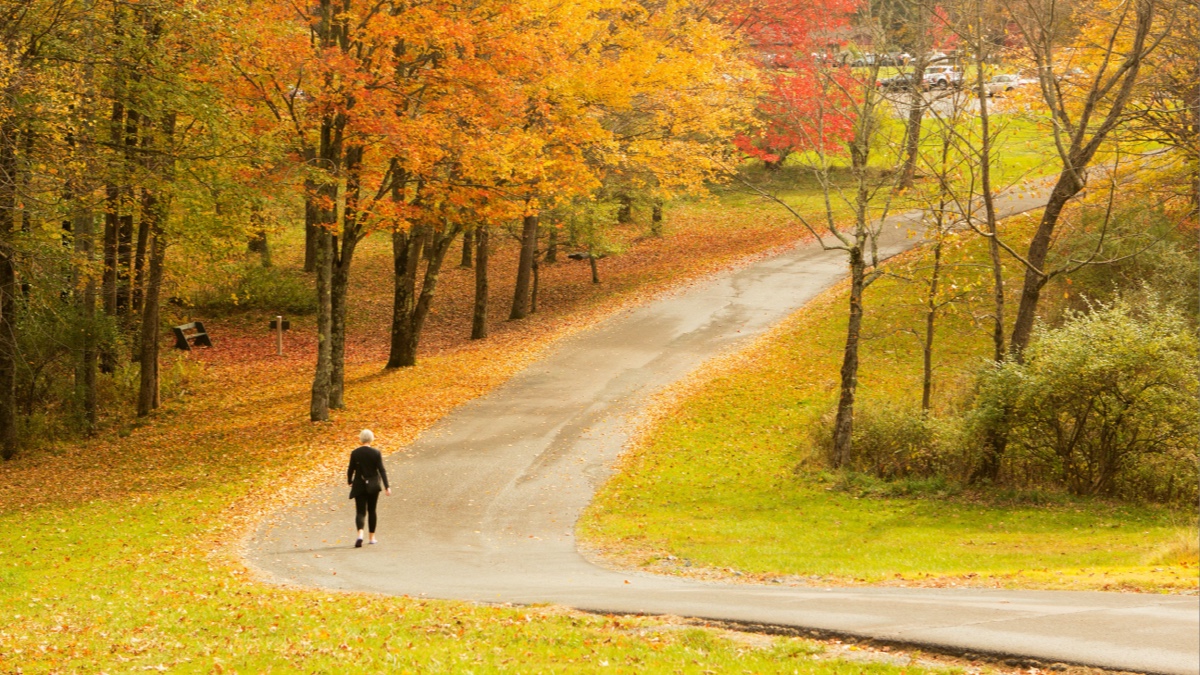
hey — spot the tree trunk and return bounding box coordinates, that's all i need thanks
[386,224,424,369]
[589,255,599,284]
[0,233,16,461]
[407,226,458,359]
[985,205,1004,365]
[79,264,98,429]
[422,229,434,261]
[18,130,33,233]
[831,247,865,467]
[118,106,141,319]
[137,210,166,416]
[388,224,459,367]
[136,113,174,416]
[247,204,271,267]
[1006,0,1153,360]
[102,178,118,321]
[545,226,557,263]
[1008,175,1077,359]
[471,225,488,340]
[968,0,1007,480]
[310,225,333,421]
[459,228,473,268]
[509,212,537,320]
[329,253,347,409]
[100,98,123,374]
[0,122,18,459]
[329,145,363,409]
[308,87,344,419]
[898,19,929,190]
[132,191,150,312]
[117,211,133,318]
[650,199,663,237]
[303,148,318,273]
[308,116,341,421]
[71,193,98,431]
[530,253,540,314]
[117,108,138,320]
[65,95,97,430]
[921,240,942,412]
[617,194,633,224]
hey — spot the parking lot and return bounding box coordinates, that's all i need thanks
[881,86,1031,119]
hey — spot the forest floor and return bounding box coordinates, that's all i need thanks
[579,207,1200,594]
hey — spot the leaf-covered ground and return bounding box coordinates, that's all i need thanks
[580,211,1200,593]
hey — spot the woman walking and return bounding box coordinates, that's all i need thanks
[347,429,390,548]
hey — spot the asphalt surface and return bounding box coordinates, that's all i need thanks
[247,188,1199,675]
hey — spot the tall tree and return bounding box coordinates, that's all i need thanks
[471,225,489,339]
[737,3,906,466]
[137,113,174,417]
[1003,0,1164,359]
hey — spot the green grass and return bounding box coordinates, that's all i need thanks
[580,215,1199,593]
[716,108,1059,231]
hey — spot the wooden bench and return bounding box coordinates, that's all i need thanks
[172,322,213,351]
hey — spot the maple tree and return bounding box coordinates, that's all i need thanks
[219,0,756,419]
[731,0,858,168]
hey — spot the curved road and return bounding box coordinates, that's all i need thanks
[248,189,1198,675]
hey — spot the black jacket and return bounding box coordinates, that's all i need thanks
[347,445,389,499]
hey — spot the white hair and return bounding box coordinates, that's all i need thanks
[359,429,374,445]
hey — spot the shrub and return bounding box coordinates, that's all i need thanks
[974,297,1199,502]
[1051,209,1198,326]
[810,399,971,481]
[189,263,315,315]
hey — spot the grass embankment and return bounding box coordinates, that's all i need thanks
[0,200,977,673]
[580,210,1199,593]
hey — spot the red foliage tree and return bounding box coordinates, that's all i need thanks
[730,0,860,167]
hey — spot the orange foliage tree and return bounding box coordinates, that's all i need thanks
[222,0,757,420]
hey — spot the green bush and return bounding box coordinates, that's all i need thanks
[810,399,971,480]
[1051,209,1198,326]
[189,263,315,315]
[973,297,1199,502]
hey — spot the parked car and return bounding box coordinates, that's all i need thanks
[923,65,963,89]
[984,73,1037,96]
[985,74,1023,95]
[878,72,920,91]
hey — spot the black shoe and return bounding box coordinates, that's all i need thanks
[354,538,363,548]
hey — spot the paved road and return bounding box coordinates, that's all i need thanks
[247,188,1199,675]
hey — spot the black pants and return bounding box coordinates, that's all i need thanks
[354,491,380,533]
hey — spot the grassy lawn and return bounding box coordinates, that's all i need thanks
[580,211,1199,593]
[716,108,1059,230]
